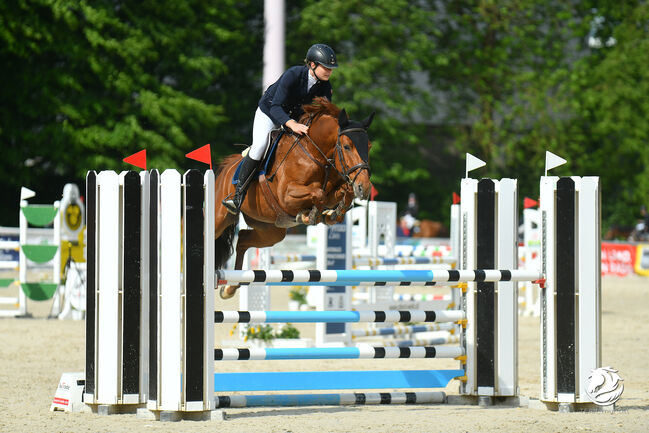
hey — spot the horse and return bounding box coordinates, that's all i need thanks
[411,219,449,238]
[214,97,375,298]
[603,225,634,241]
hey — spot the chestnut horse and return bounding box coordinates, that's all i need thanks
[214,98,374,298]
[412,220,449,238]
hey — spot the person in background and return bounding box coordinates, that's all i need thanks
[399,193,418,237]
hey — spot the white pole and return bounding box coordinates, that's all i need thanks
[263,0,285,92]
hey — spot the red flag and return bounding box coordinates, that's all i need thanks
[123,149,146,170]
[370,185,379,200]
[452,192,460,205]
[186,144,212,169]
[524,197,539,209]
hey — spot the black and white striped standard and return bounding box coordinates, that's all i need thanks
[215,269,542,285]
[214,310,465,324]
[213,345,465,361]
[215,391,446,407]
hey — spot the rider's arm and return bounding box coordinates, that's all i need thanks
[268,67,301,126]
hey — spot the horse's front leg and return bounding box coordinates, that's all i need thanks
[219,226,287,299]
[322,185,355,225]
[284,182,326,225]
[218,239,248,300]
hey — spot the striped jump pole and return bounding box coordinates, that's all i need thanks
[276,281,457,287]
[353,293,452,301]
[216,391,446,408]
[370,334,460,348]
[351,323,454,338]
[214,310,464,324]
[214,346,464,361]
[271,253,317,263]
[353,256,457,267]
[216,269,542,285]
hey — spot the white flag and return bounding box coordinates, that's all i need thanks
[466,153,486,178]
[20,187,36,201]
[545,151,567,175]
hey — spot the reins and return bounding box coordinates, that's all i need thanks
[267,116,370,192]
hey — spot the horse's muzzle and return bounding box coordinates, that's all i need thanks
[353,182,370,200]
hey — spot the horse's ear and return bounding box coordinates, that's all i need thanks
[362,112,376,129]
[338,109,349,128]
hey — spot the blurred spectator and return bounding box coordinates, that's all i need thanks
[398,193,419,237]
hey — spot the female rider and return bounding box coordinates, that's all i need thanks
[223,43,338,215]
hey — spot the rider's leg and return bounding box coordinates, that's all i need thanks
[248,108,277,160]
[223,108,276,214]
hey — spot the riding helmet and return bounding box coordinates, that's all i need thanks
[306,44,338,69]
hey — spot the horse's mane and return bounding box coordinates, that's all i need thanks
[300,97,341,123]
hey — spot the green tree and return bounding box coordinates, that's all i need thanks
[290,1,586,221]
[0,0,262,225]
[531,2,649,227]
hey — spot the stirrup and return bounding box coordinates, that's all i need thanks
[223,201,239,215]
[222,194,241,215]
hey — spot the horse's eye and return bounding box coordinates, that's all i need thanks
[344,144,352,151]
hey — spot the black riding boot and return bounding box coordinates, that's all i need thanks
[223,155,259,215]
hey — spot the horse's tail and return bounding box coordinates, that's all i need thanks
[213,153,241,268]
[215,223,236,269]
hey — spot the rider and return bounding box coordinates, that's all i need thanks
[223,43,338,215]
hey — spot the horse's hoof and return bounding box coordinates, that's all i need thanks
[219,285,236,300]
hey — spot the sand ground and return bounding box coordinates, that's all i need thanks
[0,275,648,433]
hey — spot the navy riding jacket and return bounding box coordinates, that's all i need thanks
[258,65,332,126]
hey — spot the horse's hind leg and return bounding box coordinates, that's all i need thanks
[219,224,287,299]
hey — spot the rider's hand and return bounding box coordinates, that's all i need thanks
[286,120,309,136]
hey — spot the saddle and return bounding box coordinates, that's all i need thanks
[231,129,284,185]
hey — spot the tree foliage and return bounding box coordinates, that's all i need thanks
[1,1,647,230]
[0,0,261,223]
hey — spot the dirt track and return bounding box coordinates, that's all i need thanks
[1,275,648,432]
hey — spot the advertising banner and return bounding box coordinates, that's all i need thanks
[601,242,637,276]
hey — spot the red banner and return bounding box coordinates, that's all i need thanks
[601,242,637,276]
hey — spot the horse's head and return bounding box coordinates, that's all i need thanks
[302,98,375,201]
[335,108,375,200]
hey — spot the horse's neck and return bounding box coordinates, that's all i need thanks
[308,115,338,156]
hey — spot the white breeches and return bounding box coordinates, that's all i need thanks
[248,107,278,161]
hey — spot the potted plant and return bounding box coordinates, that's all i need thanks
[288,287,308,310]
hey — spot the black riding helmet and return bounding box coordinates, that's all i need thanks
[306,44,338,69]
